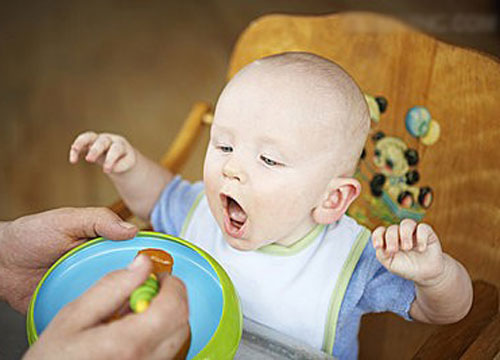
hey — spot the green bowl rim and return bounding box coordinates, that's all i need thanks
[27,231,242,359]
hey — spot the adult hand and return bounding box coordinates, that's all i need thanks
[0,207,138,313]
[23,255,190,360]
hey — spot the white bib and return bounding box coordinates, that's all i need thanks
[181,193,369,352]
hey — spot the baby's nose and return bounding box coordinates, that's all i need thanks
[222,160,246,183]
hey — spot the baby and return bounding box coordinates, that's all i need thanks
[69,52,472,359]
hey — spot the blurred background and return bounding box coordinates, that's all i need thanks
[0,0,498,358]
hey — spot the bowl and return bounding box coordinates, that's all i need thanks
[26,231,242,359]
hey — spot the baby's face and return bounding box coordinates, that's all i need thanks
[203,67,344,250]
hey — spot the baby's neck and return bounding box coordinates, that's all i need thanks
[273,222,326,248]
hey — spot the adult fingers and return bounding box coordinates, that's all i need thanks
[148,275,189,331]
[130,275,189,347]
[99,307,190,360]
[69,131,98,163]
[150,325,191,360]
[55,207,138,241]
[54,255,152,332]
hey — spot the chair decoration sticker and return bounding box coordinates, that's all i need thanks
[349,95,441,228]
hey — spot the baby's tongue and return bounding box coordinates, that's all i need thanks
[228,199,247,223]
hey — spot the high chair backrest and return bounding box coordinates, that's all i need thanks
[108,12,499,359]
[225,12,500,288]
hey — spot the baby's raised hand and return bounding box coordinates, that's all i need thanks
[372,219,445,286]
[69,132,136,174]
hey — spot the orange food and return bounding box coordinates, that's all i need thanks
[138,248,174,275]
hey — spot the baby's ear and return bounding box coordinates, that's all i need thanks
[312,178,361,224]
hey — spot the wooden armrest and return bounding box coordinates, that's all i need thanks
[109,101,213,220]
[412,280,499,359]
[461,313,500,359]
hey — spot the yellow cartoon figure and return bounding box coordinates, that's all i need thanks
[369,132,433,210]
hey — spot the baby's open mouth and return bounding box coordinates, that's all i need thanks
[221,194,248,236]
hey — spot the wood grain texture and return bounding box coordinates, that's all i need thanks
[462,314,500,360]
[358,280,499,359]
[227,12,500,288]
[461,314,500,359]
[412,280,498,359]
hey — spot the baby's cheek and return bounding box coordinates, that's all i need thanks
[255,188,305,227]
[203,159,221,189]
[204,170,221,215]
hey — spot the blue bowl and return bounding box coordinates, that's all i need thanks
[27,232,242,359]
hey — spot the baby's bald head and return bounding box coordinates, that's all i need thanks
[217,52,370,176]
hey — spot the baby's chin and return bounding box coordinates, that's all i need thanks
[223,234,264,252]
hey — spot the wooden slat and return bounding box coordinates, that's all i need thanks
[159,101,212,172]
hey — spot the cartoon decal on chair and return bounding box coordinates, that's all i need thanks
[368,132,433,211]
[405,106,441,145]
[349,95,440,228]
[364,94,387,123]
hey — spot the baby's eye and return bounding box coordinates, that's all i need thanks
[218,145,233,153]
[260,155,279,167]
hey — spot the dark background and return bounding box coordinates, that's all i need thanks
[1,0,498,358]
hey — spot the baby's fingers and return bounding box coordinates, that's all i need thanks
[112,150,136,173]
[86,134,112,163]
[415,223,438,252]
[384,224,400,254]
[399,219,417,251]
[103,142,126,173]
[372,226,386,250]
[69,131,98,163]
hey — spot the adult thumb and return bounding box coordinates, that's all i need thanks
[58,207,138,241]
[55,255,152,331]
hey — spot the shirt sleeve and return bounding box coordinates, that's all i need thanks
[150,175,204,237]
[356,240,416,321]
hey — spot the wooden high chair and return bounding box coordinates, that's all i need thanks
[111,12,500,359]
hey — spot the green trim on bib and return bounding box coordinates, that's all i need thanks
[322,227,371,354]
[180,191,205,238]
[257,224,326,256]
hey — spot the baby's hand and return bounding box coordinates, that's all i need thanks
[372,219,445,286]
[69,132,136,174]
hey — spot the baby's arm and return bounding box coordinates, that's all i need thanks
[372,219,473,324]
[69,132,173,221]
